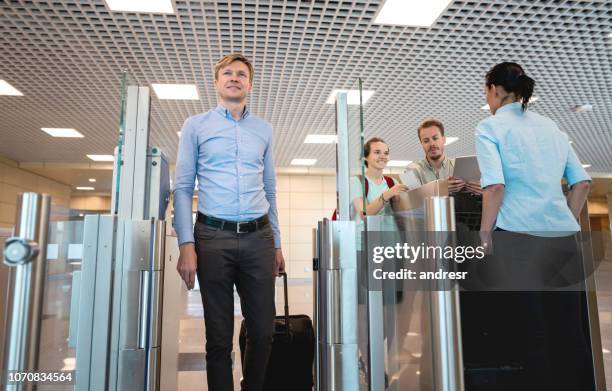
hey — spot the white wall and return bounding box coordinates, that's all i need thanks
[277,174,336,278]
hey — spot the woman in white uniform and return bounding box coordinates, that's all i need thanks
[466,62,594,390]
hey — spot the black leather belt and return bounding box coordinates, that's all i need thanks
[197,212,269,234]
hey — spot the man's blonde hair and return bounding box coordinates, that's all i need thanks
[214,54,254,83]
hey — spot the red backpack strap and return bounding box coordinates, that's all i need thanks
[383,175,395,189]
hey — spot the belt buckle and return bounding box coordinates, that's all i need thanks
[236,221,248,234]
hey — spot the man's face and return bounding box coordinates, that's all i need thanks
[419,126,446,161]
[214,61,252,102]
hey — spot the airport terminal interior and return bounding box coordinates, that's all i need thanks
[0,1,611,390]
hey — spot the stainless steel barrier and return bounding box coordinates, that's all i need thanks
[314,219,358,391]
[425,196,464,391]
[2,193,51,391]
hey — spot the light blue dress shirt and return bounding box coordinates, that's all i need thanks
[173,105,281,247]
[475,102,590,234]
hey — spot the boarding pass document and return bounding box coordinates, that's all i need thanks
[400,170,421,189]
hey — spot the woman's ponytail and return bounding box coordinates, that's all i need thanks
[516,74,535,111]
[485,62,536,111]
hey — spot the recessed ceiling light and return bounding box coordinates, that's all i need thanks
[582,164,591,169]
[86,154,114,162]
[291,158,317,166]
[326,89,375,105]
[374,0,452,27]
[304,134,337,144]
[445,137,459,145]
[387,160,412,167]
[151,83,199,100]
[481,97,539,110]
[88,178,96,183]
[572,104,593,113]
[569,141,574,144]
[0,80,24,96]
[608,32,612,38]
[104,0,174,14]
[177,131,181,137]
[41,128,84,138]
[76,186,95,191]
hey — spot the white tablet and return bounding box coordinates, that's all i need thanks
[452,156,481,182]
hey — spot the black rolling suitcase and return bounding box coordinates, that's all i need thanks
[239,272,314,390]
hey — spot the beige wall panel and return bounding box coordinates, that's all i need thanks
[290,226,314,244]
[588,199,609,215]
[290,176,322,193]
[290,192,323,210]
[277,176,291,192]
[322,175,336,193]
[289,209,325,228]
[278,208,290,227]
[277,192,290,209]
[0,202,17,225]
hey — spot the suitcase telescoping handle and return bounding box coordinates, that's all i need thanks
[280,272,290,336]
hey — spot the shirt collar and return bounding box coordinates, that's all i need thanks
[214,104,250,120]
[421,156,448,171]
[495,101,522,115]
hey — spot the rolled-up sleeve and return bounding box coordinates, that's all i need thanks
[263,129,282,248]
[475,125,505,188]
[564,143,591,186]
[173,119,197,245]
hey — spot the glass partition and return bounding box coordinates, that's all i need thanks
[112,71,130,215]
[38,206,86,390]
[349,75,437,390]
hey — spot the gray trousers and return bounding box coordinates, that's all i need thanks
[194,220,276,391]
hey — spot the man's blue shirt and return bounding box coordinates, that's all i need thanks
[475,102,590,234]
[173,105,281,247]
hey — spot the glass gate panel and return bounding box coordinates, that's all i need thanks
[37,206,85,390]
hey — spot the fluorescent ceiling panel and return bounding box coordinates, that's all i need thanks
[41,128,84,138]
[152,83,199,100]
[387,160,412,167]
[326,89,375,105]
[291,158,317,166]
[105,0,174,14]
[177,131,181,137]
[445,137,459,145]
[88,178,96,183]
[582,164,591,168]
[86,154,114,162]
[304,134,337,144]
[0,80,24,96]
[374,0,452,27]
[76,186,95,191]
[572,104,593,113]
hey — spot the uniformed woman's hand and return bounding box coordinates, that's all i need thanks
[177,243,198,290]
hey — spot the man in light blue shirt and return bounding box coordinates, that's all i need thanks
[173,53,285,391]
